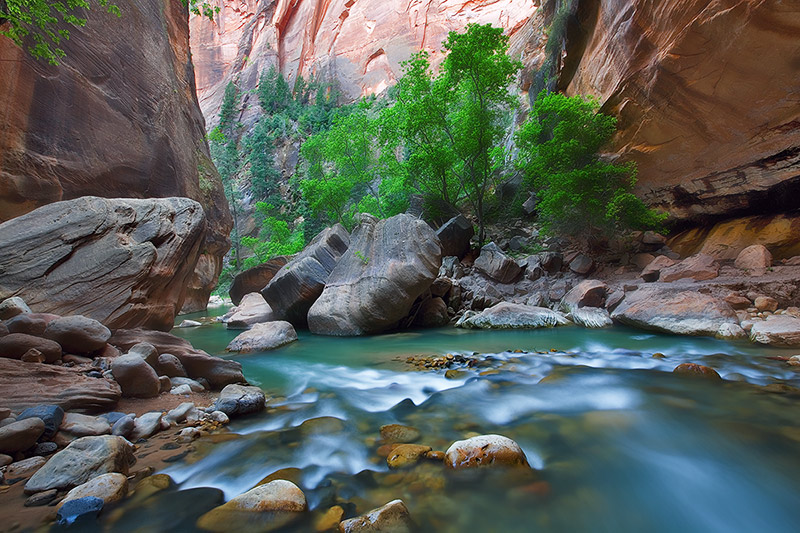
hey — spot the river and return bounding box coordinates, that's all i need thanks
[105,310,800,532]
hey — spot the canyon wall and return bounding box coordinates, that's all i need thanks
[0,0,233,313]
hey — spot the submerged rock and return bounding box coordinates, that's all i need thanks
[673,363,722,381]
[339,499,412,533]
[308,214,442,336]
[196,480,307,532]
[380,424,421,444]
[213,384,266,418]
[445,434,529,469]
[387,444,432,469]
[457,302,569,329]
[226,321,298,352]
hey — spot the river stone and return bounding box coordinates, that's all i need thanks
[308,214,442,336]
[25,435,134,493]
[339,499,412,533]
[754,296,779,312]
[0,333,62,363]
[226,321,298,353]
[5,314,49,336]
[570,307,613,329]
[130,412,164,441]
[17,405,64,440]
[734,244,772,273]
[165,402,195,425]
[716,322,748,340]
[435,215,474,259]
[262,224,350,327]
[5,456,47,481]
[229,256,291,306]
[474,242,522,283]
[43,315,111,354]
[659,253,719,282]
[155,353,187,378]
[641,255,677,282]
[56,496,105,527]
[0,297,32,320]
[673,363,722,380]
[24,488,58,507]
[33,441,58,456]
[60,412,111,437]
[58,472,129,509]
[724,293,752,310]
[445,434,529,469]
[412,297,450,328]
[110,329,245,389]
[213,384,266,417]
[111,416,135,439]
[380,424,421,444]
[226,293,275,330]
[750,316,800,346]
[387,444,432,469]
[457,302,569,329]
[111,353,161,398]
[0,418,45,453]
[171,377,206,392]
[196,480,307,532]
[611,289,738,337]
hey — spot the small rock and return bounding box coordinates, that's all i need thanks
[24,489,58,507]
[724,293,752,310]
[5,456,47,480]
[130,412,164,441]
[43,315,111,354]
[0,417,45,454]
[17,405,64,440]
[569,254,594,275]
[750,315,800,346]
[560,280,608,313]
[380,424,421,444]
[156,353,187,377]
[127,342,158,362]
[165,402,195,425]
[630,253,655,270]
[436,215,474,259]
[0,296,31,320]
[20,348,46,363]
[387,444,432,469]
[33,442,58,456]
[56,496,104,527]
[0,408,10,421]
[754,296,779,312]
[58,472,128,509]
[0,453,12,467]
[314,505,344,532]
[716,323,747,340]
[673,363,722,380]
[642,231,666,245]
[159,375,172,393]
[213,384,266,417]
[445,434,529,469]
[196,480,307,532]
[340,499,412,533]
[178,427,202,442]
[111,353,161,398]
[170,376,206,392]
[111,416,135,438]
[177,320,202,328]
[170,384,193,395]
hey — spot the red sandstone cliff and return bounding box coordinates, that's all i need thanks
[0,0,233,313]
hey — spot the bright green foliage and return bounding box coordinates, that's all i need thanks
[243,119,282,203]
[298,100,410,230]
[383,23,521,243]
[241,202,304,269]
[257,65,292,114]
[218,81,239,134]
[516,91,666,239]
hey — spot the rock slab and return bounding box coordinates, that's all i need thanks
[227,321,298,352]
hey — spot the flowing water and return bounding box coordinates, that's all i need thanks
[106,310,800,532]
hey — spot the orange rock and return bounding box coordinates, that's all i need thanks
[673,363,722,381]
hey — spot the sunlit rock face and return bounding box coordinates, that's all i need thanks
[0,0,233,312]
[564,0,800,225]
[189,0,541,126]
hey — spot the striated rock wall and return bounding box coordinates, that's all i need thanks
[0,0,233,312]
[190,0,541,126]
[564,0,800,226]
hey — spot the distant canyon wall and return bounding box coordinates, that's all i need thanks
[0,0,233,313]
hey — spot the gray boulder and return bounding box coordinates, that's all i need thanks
[213,384,266,418]
[569,254,594,275]
[226,321,298,353]
[750,316,800,346]
[155,353,187,377]
[59,413,111,437]
[43,315,111,354]
[130,412,164,441]
[474,242,522,283]
[0,197,207,332]
[4,313,51,336]
[457,302,570,329]
[111,354,161,398]
[560,280,609,313]
[25,435,134,493]
[262,225,350,327]
[0,297,31,320]
[225,293,274,330]
[435,215,474,259]
[308,214,442,336]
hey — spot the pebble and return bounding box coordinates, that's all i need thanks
[24,489,59,507]
[33,442,58,456]
[5,456,47,481]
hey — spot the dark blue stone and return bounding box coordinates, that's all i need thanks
[17,405,64,440]
[56,496,104,527]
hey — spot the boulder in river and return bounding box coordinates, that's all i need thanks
[570,307,613,329]
[225,293,275,329]
[0,197,207,331]
[213,384,267,417]
[196,480,307,532]
[262,225,350,327]
[229,256,290,306]
[457,302,569,329]
[25,435,134,493]
[339,499,413,533]
[445,434,529,469]
[227,321,298,353]
[308,214,442,336]
[43,315,111,354]
[612,289,739,337]
[673,363,722,380]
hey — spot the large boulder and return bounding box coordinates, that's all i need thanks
[658,253,719,282]
[307,214,442,336]
[25,435,134,493]
[560,280,609,313]
[225,293,274,329]
[435,215,474,259]
[749,316,800,347]
[226,321,298,353]
[111,354,161,399]
[212,384,266,417]
[0,333,62,363]
[0,359,120,412]
[340,499,413,533]
[473,242,522,283]
[197,480,307,532]
[0,197,208,331]
[0,418,45,454]
[229,256,291,306]
[457,303,569,329]
[445,434,529,469]
[4,313,54,336]
[43,315,111,354]
[262,225,350,327]
[734,244,772,274]
[612,289,738,336]
[109,329,244,389]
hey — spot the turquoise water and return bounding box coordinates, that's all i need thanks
[109,313,800,532]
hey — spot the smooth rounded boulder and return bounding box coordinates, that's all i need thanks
[308,214,442,336]
[445,434,529,469]
[226,321,298,353]
[111,354,161,398]
[196,480,307,532]
[213,384,267,417]
[58,472,129,509]
[43,315,111,354]
[0,297,32,320]
[457,302,569,329]
[339,499,412,533]
[0,418,46,454]
[0,333,62,363]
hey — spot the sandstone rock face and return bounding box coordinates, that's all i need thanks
[229,256,291,305]
[0,197,206,331]
[190,0,539,124]
[566,0,800,225]
[0,359,121,412]
[262,225,350,327]
[226,321,298,352]
[0,0,232,309]
[612,289,739,337]
[308,214,442,336]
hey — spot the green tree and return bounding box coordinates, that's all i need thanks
[244,119,282,203]
[257,65,292,114]
[240,202,304,269]
[383,23,521,243]
[516,91,666,240]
